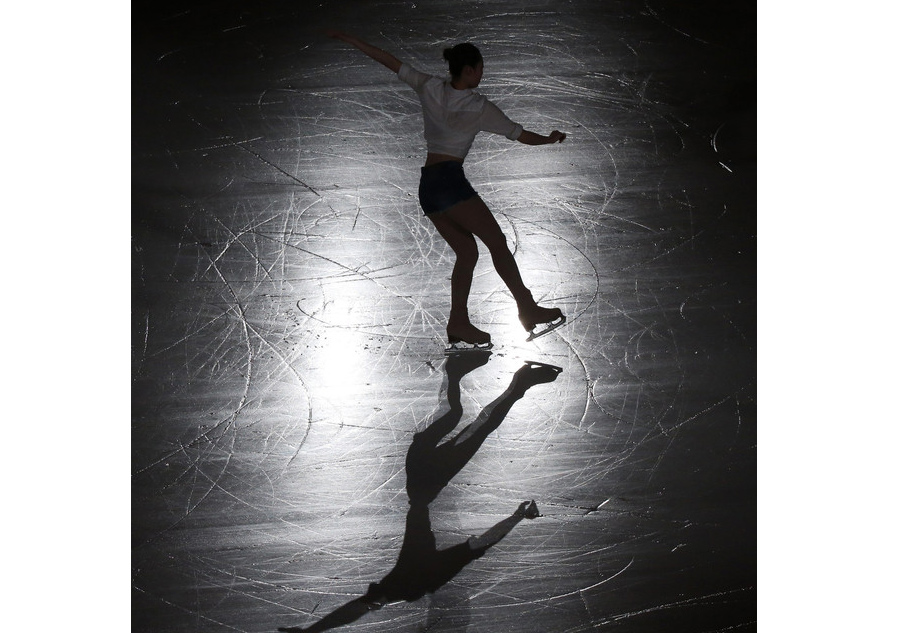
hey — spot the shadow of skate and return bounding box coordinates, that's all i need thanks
[278,354,561,633]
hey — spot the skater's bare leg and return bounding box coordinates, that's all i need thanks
[443,197,533,306]
[444,197,563,330]
[429,212,490,344]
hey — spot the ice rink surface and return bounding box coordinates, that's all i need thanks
[133,1,755,631]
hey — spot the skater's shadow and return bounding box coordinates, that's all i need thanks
[278,353,562,633]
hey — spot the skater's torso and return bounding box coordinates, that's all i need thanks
[425,152,464,166]
[398,63,522,162]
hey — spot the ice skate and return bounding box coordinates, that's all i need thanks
[519,305,566,342]
[445,322,493,355]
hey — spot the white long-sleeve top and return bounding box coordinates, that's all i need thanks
[398,63,523,159]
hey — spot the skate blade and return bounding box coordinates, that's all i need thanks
[444,341,494,355]
[525,315,567,342]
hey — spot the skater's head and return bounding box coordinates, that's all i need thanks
[444,43,483,87]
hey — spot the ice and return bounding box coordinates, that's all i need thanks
[133,1,755,631]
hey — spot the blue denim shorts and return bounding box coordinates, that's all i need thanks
[418,161,478,215]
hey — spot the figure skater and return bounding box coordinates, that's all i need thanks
[326,31,568,350]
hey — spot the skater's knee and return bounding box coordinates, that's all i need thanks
[471,220,508,254]
[483,232,512,258]
[488,235,509,253]
[453,241,479,267]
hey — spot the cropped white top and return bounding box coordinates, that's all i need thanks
[398,63,524,159]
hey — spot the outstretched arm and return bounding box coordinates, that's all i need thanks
[518,129,567,145]
[326,30,402,74]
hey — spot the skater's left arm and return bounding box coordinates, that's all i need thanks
[517,130,567,145]
[326,30,402,74]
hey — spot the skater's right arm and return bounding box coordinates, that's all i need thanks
[326,30,402,74]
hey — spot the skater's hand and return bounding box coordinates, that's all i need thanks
[517,130,568,146]
[548,130,567,143]
[515,500,540,519]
